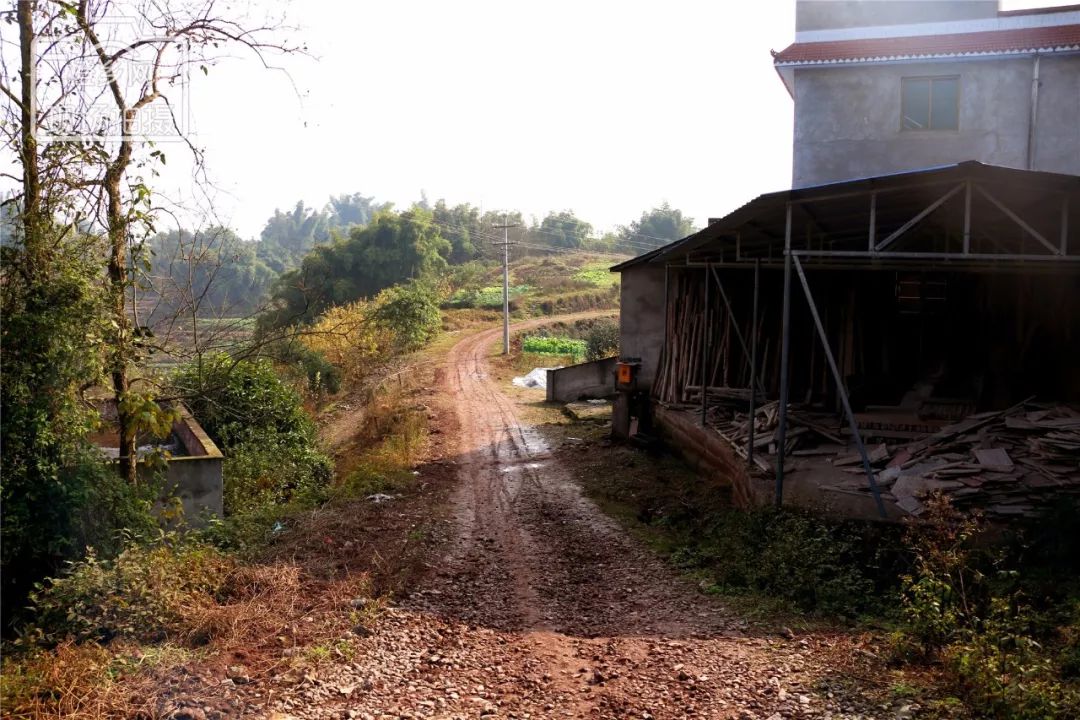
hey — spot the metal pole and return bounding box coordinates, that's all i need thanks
[747,258,760,467]
[711,266,767,397]
[775,204,793,508]
[792,256,888,518]
[701,265,710,426]
[963,180,972,254]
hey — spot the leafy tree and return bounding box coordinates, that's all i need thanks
[537,210,592,249]
[260,208,451,329]
[433,200,483,263]
[327,193,388,229]
[617,202,696,253]
[372,281,442,352]
[257,201,332,274]
[146,227,276,318]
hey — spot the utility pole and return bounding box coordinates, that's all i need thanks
[492,215,519,355]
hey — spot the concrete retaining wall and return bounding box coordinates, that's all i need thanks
[546,357,617,402]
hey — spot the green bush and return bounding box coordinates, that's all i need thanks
[172,353,319,449]
[584,319,619,361]
[271,338,342,395]
[671,508,881,616]
[171,354,332,517]
[896,497,1080,718]
[372,281,442,352]
[223,437,332,515]
[2,449,158,631]
[26,537,232,645]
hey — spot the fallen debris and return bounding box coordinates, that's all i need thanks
[689,396,1080,519]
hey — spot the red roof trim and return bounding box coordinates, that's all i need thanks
[775,24,1080,64]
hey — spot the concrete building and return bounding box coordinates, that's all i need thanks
[774,2,1080,186]
[612,2,1080,520]
[92,402,224,525]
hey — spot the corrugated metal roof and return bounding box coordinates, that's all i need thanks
[610,162,1080,271]
[774,23,1080,65]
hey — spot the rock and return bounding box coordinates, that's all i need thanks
[226,665,251,684]
[168,709,207,720]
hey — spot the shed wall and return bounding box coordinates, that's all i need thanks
[618,264,666,392]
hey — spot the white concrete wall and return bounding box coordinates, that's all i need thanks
[792,55,1080,187]
[618,264,667,392]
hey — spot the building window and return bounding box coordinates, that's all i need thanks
[901,76,959,131]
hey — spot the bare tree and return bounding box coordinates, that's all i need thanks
[2,0,300,482]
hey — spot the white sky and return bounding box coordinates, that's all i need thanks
[44,0,1078,239]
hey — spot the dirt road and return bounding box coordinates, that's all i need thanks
[270,322,883,720]
[179,321,886,720]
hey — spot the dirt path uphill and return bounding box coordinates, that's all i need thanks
[238,319,886,720]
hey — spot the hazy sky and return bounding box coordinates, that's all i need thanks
[137,0,1075,239]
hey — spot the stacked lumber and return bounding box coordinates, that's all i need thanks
[685,393,1080,520]
[822,402,1080,519]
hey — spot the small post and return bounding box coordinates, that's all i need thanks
[793,256,888,518]
[701,264,710,426]
[775,204,793,508]
[747,258,760,467]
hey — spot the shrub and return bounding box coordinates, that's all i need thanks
[26,537,233,645]
[223,437,332,515]
[171,354,332,516]
[584,319,619,361]
[172,353,318,450]
[897,496,1080,717]
[302,298,391,388]
[678,508,881,616]
[272,338,342,395]
[2,448,158,631]
[372,281,442,352]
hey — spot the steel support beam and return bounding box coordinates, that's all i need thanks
[747,259,760,468]
[875,182,965,252]
[791,249,1080,262]
[868,192,876,251]
[976,185,1060,255]
[1062,195,1070,255]
[792,256,888,518]
[963,180,972,254]
[775,204,793,508]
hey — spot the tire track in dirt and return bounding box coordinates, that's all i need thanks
[175,317,887,720]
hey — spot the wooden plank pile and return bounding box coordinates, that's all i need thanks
[821,401,1080,518]
[693,396,1080,519]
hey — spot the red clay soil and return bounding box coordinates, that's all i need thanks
[156,321,892,720]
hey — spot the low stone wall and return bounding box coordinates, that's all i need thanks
[654,405,765,508]
[546,357,617,403]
